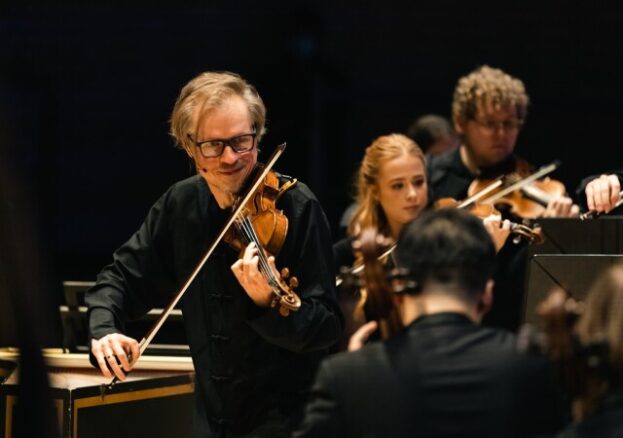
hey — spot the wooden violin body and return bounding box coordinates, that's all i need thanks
[224,169,301,316]
[224,170,290,255]
[433,197,544,245]
[339,228,416,340]
[468,158,566,220]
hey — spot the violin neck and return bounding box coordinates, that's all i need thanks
[236,216,280,286]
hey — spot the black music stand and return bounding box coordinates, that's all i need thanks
[530,217,623,255]
[523,254,623,325]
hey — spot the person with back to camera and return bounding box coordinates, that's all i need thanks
[296,208,564,438]
[85,71,342,437]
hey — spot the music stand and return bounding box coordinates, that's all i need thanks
[523,254,623,325]
[530,217,623,255]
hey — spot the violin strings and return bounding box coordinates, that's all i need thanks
[235,214,279,286]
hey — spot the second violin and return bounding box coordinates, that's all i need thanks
[434,196,544,245]
[467,160,567,220]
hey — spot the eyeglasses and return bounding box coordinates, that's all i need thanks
[473,118,523,132]
[187,131,257,158]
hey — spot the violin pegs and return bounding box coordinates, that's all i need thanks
[280,267,290,279]
[289,276,299,289]
[270,297,278,309]
[279,306,290,317]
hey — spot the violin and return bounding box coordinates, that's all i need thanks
[518,289,609,420]
[467,159,566,220]
[224,168,301,316]
[335,243,396,287]
[434,197,544,245]
[339,228,416,340]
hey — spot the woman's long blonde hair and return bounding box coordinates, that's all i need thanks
[347,133,426,237]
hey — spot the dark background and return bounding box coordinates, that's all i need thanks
[2,0,622,286]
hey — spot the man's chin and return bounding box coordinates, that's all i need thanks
[483,150,511,166]
[206,179,243,197]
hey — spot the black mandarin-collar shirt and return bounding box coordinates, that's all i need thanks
[86,174,342,437]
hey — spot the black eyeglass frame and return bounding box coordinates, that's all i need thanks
[471,117,524,132]
[187,131,257,158]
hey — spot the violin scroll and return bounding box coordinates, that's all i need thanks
[510,223,544,245]
[272,268,301,316]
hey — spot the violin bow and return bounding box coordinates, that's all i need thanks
[104,143,287,390]
[479,161,560,205]
[457,177,504,209]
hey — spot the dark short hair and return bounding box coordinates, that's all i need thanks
[406,114,455,152]
[395,209,496,300]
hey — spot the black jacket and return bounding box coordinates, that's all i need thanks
[86,174,342,437]
[295,313,564,438]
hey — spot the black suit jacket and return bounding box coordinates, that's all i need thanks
[295,313,564,438]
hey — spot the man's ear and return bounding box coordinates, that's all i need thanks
[453,116,466,136]
[477,279,494,318]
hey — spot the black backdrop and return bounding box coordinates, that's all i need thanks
[2,0,622,284]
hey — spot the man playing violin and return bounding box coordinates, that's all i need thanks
[85,71,342,437]
[428,65,578,217]
[427,65,579,332]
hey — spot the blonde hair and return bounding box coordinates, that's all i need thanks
[169,71,266,154]
[348,134,426,237]
[452,65,529,124]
